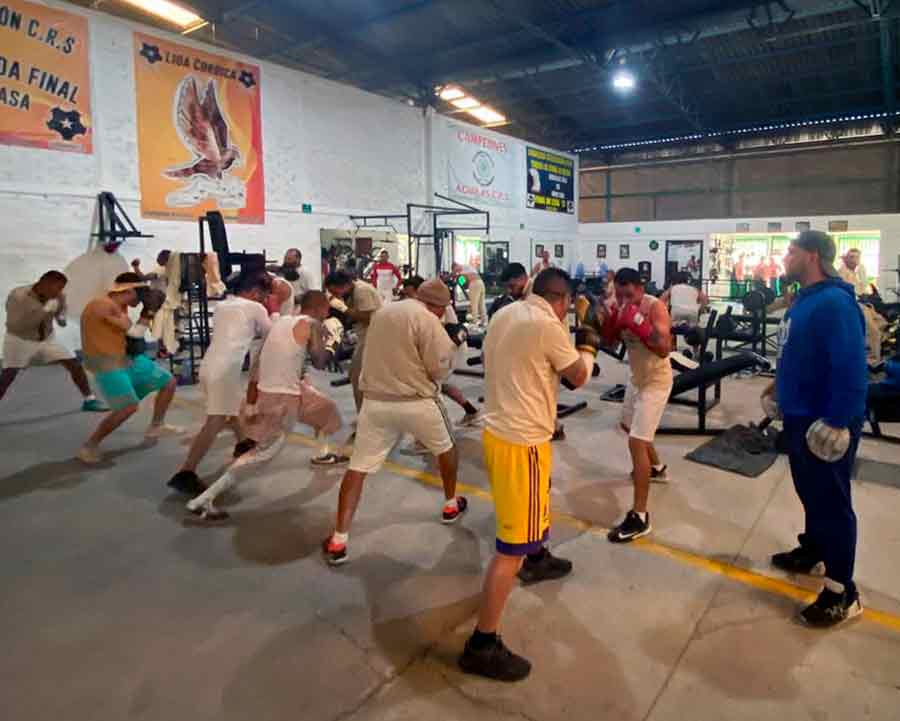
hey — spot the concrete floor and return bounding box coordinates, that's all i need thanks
[2,352,900,721]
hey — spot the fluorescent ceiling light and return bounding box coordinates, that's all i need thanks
[439,87,465,101]
[118,0,204,29]
[612,69,636,92]
[451,96,480,109]
[468,106,506,124]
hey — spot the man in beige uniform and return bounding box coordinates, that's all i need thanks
[1,270,105,411]
[452,261,487,326]
[324,271,383,413]
[459,268,593,681]
[598,268,673,543]
[322,278,469,565]
[837,249,872,296]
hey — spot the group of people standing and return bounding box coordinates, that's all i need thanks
[0,228,871,682]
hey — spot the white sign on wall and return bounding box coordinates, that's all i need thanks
[446,122,516,208]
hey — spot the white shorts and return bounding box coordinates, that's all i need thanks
[621,381,672,442]
[200,366,243,417]
[2,334,74,369]
[350,397,454,473]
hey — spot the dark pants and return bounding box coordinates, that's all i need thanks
[783,415,862,591]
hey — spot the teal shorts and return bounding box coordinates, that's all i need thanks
[95,355,173,411]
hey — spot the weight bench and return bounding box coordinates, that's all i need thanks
[866,382,900,444]
[658,352,771,435]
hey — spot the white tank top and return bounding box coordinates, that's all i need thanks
[622,295,673,389]
[257,315,310,396]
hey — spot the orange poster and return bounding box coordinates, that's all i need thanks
[0,0,92,152]
[133,33,264,223]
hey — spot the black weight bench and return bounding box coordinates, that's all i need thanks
[866,383,900,444]
[658,352,771,435]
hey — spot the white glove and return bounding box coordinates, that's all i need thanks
[329,296,348,313]
[806,419,851,463]
[42,299,60,314]
[760,392,781,420]
[126,322,149,339]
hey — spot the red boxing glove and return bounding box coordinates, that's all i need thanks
[619,303,653,343]
[600,302,621,345]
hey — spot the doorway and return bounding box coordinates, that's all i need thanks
[665,240,703,288]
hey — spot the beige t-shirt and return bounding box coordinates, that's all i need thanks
[484,294,580,445]
[838,263,869,296]
[351,279,383,343]
[359,298,456,402]
[621,295,673,390]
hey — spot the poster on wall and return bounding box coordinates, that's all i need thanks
[133,33,265,223]
[0,0,92,152]
[526,146,574,214]
[446,121,516,208]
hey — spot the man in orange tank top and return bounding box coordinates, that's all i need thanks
[76,273,180,464]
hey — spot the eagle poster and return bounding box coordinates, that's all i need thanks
[0,0,92,152]
[133,33,264,223]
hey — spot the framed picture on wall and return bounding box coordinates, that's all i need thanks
[795,221,811,232]
[554,244,564,258]
[596,244,606,259]
[619,244,630,260]
[534,244,544,257]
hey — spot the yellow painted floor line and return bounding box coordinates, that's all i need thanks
[171,397,900,633]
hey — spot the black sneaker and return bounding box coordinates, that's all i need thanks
[608,510,651,543]
[441,496,468,524]
[630,465,669,483]
[458,635,531,682]
[772,545,826,576]
[310,453,350,466]
[168,470,205,495]
[800,587,863,628]
[517,547,573,585]
[233,439,257,458]
[322,537,348,566]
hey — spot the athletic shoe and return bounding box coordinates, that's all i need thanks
[322,537,348,566]
[76,445,103,465]
[551,425,566,442]
[144,423,185,440]
[458,635,531,682]
[80,399,108,412]
[168,470,205,495]
[800,587,863,628]
[517,547,573,585]
[607,510,652,543]
[187,504,229,522]
[441,496,468,524]
[310,453,350,466]
[772,545,826,576]
[233,439,257,458]
[401,440,430,456]
[630,465,670,484]
[457,411,483,428]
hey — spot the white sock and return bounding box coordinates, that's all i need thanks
[444,496,458,511]
[633,511,648,522]
[316,432,331,457]
[84,394,96,401]
[331,531,349,546]
[824,578,845,594]
[188,470,236,509]
[652,463,665,471]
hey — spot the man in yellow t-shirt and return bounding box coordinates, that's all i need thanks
[458,268,594,682]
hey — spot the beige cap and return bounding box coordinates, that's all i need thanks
[417,278,451,307]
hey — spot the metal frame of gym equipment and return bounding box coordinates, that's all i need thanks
[667,310,721,416]
[407,193,490,275]
[92,191,154,246]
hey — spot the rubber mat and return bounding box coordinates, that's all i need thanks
[685,423,779,478]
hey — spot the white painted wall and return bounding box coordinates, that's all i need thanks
[578,214,900,293]
[431,114,579,272]
[0,0,426,346]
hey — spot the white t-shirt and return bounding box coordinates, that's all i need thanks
[203,296,271,379]
[258,315,310,396]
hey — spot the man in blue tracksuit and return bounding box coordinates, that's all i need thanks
[760,230,867,627]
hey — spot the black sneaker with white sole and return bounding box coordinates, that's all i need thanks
[168,470,205,495]
[458,635,531,682]
[800,587,863,628]
[772,544,826,576]
[188,505,229,522]
[310,453,350,466]
[517,547,573,585]
[441,496,468,524]
[630,465,669,483]
[608,510,651,543]
[322,537,348,566]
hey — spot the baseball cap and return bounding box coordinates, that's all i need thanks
[792,230,839,277]
[417,278,452,307]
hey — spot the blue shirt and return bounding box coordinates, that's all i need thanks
[775,279,867,427]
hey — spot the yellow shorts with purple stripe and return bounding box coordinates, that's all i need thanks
[483,428,552,556]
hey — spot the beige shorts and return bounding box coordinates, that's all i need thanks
[242,381,342,442]
[200,367,243,417]
[350,397,454,474]
[621,381,672,442]
[2,334,74,369]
